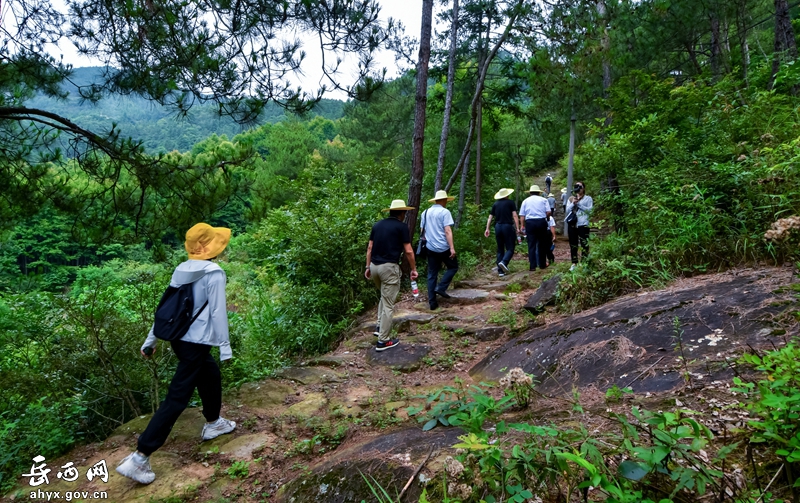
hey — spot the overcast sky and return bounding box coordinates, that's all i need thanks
[50,0,430,100]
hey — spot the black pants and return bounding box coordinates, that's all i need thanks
[494,223,516,267]
[427,250,459,304]
[138,340,221,455]
[525,218,549,270]
[569,225,590,264]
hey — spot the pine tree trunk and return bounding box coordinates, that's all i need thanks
[564,113,576,237]
[434,0,459,192]
[475,98,482,205]
[444,0,523,192]
[710,13,722,80]
[474,14,490,206]
[456,149,471,227]
[769,0,799,89]
[738,0,751,86]
[406,0,434,239]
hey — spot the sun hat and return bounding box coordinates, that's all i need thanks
[382,199,415,212]
[185,223,231,260]
[529,185,542,193]
[561,188,567,193]
[494,188,514,200]
[428,190,456,202]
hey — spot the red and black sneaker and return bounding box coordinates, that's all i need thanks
[375,338,400,352]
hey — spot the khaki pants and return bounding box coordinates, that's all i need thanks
[370,262,401,342]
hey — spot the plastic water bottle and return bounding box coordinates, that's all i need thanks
[517,234,523,245]
[411,281,419,298]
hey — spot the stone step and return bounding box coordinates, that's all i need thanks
[441,322,508,341]
[436,288,490,305]
[364,343,430,373]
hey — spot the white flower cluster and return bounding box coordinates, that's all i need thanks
[444,456,465,478]
[499,367,534,388]
[447,482,473,500]
[764,216,800,241]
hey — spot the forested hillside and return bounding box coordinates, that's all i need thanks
[2,0,800,500]
[26,67,345,153]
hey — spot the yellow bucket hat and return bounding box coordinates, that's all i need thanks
[382,199,415,212]
[185,223,231,260]
[494,188,514,200]
[529,185,542,193]
[428,190,456,202]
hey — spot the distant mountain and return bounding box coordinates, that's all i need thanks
[27,67,345,153]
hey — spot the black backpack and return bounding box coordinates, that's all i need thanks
[153,282,208,341]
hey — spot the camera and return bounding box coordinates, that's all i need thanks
[572,184,582,195]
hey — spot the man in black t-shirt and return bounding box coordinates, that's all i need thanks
[365,199,419,351]
[484,188,520,277]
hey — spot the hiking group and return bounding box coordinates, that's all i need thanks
[365,178,592,353]
[116,177,591,484]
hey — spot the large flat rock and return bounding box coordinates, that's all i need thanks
[365,344,430,373]
[470,269,797,394]
[277,427,463,503]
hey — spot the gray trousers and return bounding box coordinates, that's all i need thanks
[370,262,401,342]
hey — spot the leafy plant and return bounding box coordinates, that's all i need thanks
[227,460,251,479]
[733,341,800,482]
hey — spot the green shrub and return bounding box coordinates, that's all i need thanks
[559,72,800,311]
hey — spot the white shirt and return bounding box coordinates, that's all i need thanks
[519,195,550,220]
[420,204,455,253]
[142,260,232,360]
[565,195,593,227]
[548,216,556,228]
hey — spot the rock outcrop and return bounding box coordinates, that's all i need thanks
[471,268,797,393]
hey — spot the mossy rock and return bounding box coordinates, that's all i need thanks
[236,380,295,414]
[286,392,327,418]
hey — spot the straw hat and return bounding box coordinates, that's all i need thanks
[185,223,231,260]
[494,188,514,200]
[529,185,542,193]
[382,199,415,212]
[561,188,567,193]
[428,190,456,202]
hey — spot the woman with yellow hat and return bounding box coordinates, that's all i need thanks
[117,223,236,484]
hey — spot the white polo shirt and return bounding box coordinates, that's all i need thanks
[519,195,550,220]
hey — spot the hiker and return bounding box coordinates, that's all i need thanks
[546,213,557,266]
[547,191,557,220]
[484,188,520,278]
[117,223,236,485]
[565,181,593,270]
[518,185,551,271]
[365,199,419,352]
[545,173,553,193]
[421,190,458,310]
[560,188,568,214]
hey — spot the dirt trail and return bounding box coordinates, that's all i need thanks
[4,234,565,502]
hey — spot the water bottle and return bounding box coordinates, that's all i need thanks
[411,281,419,299]
[517,234,523,245]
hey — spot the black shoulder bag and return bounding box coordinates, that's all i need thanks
[415,210,428,258]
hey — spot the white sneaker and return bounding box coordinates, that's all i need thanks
[498,262,510,274]
[116,452,155,484]
[201,417,236,441]
[570,264,576,271]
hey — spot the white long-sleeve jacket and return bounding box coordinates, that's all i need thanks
[142,260,232,360]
